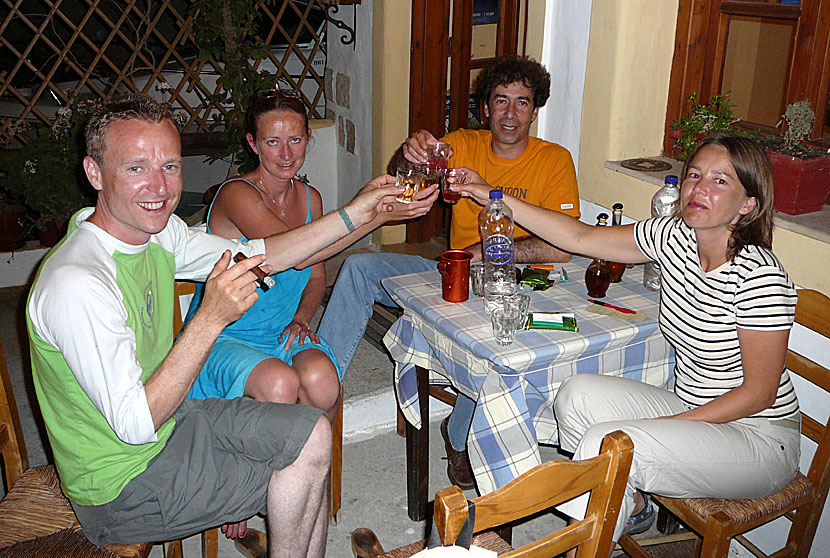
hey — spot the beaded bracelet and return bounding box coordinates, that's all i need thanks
[338,207,355,232]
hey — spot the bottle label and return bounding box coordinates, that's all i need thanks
[483,234,514,265]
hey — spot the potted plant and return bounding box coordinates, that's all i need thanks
[671,92,745,161]
[764,100,830,215]
[189,0,278,173]
[0,100,98,246]
[0,184,27,252]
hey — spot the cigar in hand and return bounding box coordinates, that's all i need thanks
[233,252,275,291]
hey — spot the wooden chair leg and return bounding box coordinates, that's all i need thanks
[656,504,682,535]
[397,405,406,437]
[164,539,183,558]
[618,534,652,558]
[406,365,431,521]
[699,527,731,558]
[496,526,512,546]
[202,528,218,558]
[330,385,344,521]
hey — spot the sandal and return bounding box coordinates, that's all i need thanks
[623,494,655,536]
[351,528,385,558]
[235,528,268,558]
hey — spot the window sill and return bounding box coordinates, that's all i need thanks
[604,157,830,245]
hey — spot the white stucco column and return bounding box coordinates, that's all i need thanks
[537,0,593,172]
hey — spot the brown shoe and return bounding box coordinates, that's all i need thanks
[234,528,267,558]
[351,528,385,558]
[440,416,475,490]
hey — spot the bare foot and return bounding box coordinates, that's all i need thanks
[221,519,247,540]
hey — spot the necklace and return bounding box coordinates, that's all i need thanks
[260,175,293,218]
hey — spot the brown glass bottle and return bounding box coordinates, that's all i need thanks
[585,213,612,298]
[608,203,626,283]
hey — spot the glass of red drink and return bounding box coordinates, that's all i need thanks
[427,142,456,204]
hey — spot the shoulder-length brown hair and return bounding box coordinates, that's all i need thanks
[682,134,775,262]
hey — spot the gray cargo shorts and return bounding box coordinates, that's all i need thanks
[71,397,325,546]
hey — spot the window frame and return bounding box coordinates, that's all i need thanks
[663,0,830,156]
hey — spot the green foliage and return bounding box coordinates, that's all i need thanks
[0,101,98,229]
[781,100,815,156]
[189,0,277,172]
[672,92,742,161]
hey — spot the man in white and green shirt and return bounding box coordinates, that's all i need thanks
[26,95,403,557]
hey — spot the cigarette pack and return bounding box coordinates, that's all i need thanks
[525,312,578,332]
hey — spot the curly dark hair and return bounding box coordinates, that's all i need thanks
[682,134,774,262]
[474,55,551,109]
[86,94,177,165]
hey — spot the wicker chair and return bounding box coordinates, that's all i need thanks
[380,430,634,557]
[619,288,830,558]
[0,333,153,557]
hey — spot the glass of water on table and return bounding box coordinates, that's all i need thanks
[485,292,529,345]
[490,302,520,346]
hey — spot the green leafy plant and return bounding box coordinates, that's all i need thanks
[0,100,99,230]
[671,92,742,161]
[189,0,278,173]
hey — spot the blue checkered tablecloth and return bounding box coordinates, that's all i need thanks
[382,256,675,494]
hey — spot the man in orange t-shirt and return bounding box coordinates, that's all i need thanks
[318,56,580,491]
[404,57,580,261]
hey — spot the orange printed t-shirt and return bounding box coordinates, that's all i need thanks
[443,128,580,250]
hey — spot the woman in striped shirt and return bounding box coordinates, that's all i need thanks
[451,134,800,544]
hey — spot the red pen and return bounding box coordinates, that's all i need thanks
[588,299,637,314]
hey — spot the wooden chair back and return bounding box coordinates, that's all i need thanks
[173,280,197,336]
[777,288,830,555]
[620,288,830,558]
[0,336,28,492]
[167,280,217,558]
[435,430,634,558]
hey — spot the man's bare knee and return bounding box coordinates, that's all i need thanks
[294,416,332,471]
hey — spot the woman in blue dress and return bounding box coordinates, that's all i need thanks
[184,90,438,547]
[184,90,341,420]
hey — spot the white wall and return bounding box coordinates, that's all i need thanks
[303,120,339,213]
[327,1,374,210]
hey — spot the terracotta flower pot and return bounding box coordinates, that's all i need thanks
[0,205,27,252]
[765,149,830,215]
[36,219,68,247]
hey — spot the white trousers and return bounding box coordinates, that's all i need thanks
[554,375,800,541]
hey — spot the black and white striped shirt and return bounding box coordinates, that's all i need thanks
[634,217,799,419]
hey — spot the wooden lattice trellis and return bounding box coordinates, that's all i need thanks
[0,0,327,147]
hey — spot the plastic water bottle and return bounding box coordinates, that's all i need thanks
[643,175,680,291]
[479,190,517,296]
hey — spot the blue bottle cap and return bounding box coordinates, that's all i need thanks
[489,189,503,199]
[665,175,679,186]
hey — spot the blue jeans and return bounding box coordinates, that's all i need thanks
[317,252,475,450]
